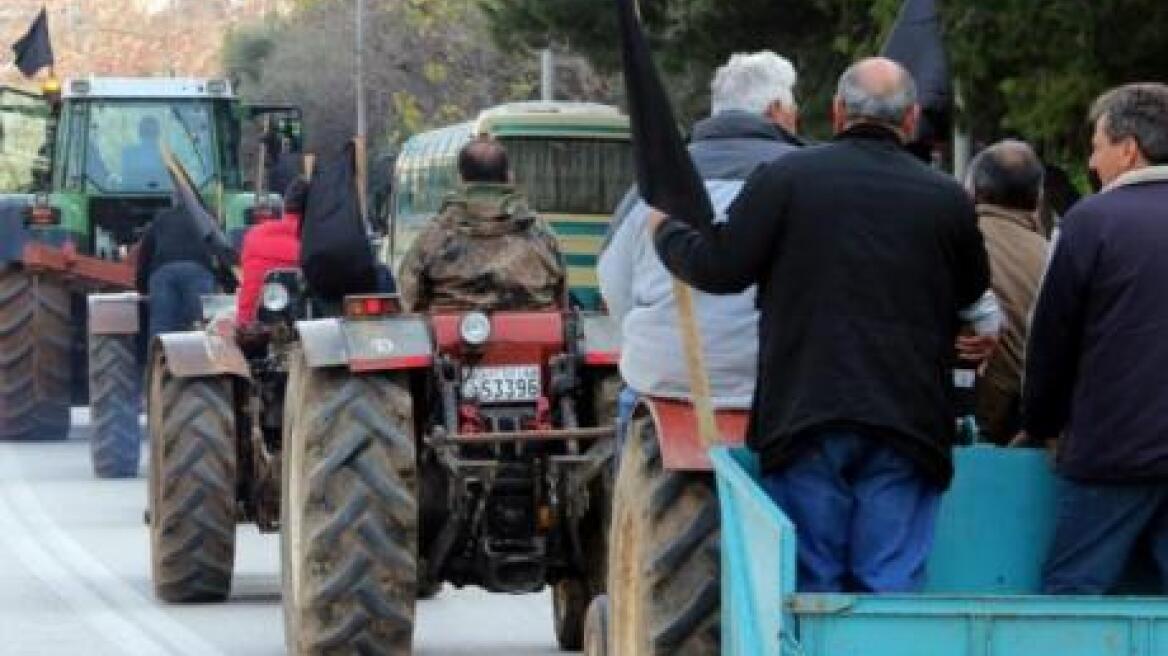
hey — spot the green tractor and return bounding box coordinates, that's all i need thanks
[0,76,300,477]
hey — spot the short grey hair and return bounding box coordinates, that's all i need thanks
[836,60,917,126]
[1090,83,1168,165]
[710,51,797,116]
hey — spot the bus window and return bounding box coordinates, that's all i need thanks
[499,137,634,215]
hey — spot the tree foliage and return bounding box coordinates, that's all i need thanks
[483,0,1168,165]
[942,0,1168,164]
[222,0,539,157]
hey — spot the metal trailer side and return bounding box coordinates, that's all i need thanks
[712,446,1168,656]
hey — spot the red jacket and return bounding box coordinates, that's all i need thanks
[237,212,301,324]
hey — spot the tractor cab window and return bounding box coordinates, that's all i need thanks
[499,137,634,215]
[70,100,219,194]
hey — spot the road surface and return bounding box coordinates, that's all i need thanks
[0,413,562,655]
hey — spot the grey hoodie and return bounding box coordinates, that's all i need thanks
[599,111,801,407]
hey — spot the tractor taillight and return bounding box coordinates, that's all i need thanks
[343,294,402,319]
[25,201,59,226]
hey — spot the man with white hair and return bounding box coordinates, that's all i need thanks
[599,50,803,436]
[649,58,990,593]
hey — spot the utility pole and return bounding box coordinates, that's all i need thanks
[354,0,368,221]
[540,48,554,102]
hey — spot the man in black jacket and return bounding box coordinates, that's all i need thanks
[651,57,990,592]
[1024,83,1168,594]
[135,204,216,340]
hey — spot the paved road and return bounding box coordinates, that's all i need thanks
[0,415,562,655]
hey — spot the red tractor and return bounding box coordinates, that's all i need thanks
[280,293,621,654]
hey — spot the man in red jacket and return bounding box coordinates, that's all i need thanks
[236,177,307,325]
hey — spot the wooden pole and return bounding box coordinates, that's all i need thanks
[671,279,719,448]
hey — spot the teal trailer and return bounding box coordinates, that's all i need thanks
[712,446,1168,656]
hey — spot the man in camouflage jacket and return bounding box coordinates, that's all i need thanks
[399,138,566,312]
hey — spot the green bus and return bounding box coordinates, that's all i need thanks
[386,101,633,309]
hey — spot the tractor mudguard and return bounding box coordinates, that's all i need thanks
[297,316,433,372]
[87,292,141,336]
[640,397,749,472]
[153,331,250,380]
[579,312,619,367]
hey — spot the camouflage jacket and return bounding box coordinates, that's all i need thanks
[399,183,566,312]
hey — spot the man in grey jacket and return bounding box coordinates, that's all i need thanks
[599,51,803,424]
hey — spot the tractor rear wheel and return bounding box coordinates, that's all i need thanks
[608,416,721,655]
[555,371,621,650]
[0,269,71,441]
[554,577,591,650]
[89,333,142,478]
[148,363,237,603]
[582,594,611,656]
[281,359,418,656]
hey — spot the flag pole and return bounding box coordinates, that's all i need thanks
[672,279,719,448]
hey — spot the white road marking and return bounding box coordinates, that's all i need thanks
[0,451,228,656]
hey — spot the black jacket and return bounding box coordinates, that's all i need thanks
[654,125,989,487]
[1023,170,1168,482]
[135,207,214,293]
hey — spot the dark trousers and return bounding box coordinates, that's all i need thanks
[1043,477,1168,594]
[759,431,941,593]
[147,261,215,340]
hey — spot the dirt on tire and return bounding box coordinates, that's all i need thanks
[89,333,142,478]
[149,366,237,603]
[608,415,721,655]
[281,358,418,656]
[0,268,71,442]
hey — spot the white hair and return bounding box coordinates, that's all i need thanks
[710,51,798,116]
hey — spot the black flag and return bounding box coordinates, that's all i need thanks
[161,145,239,292]
[299,142,379,301]
[881,0,951,154]
[12,8,54,78]
[615,0,713,227]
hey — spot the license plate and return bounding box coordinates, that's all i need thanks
[462,366,541,404]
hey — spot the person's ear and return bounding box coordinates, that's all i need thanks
[901,104,922,143]
[1121,137,1148,170]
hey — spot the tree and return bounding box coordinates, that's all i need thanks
[222,0,575,159]
[483,0,1168,169]
[482,0,884,136]
[942,0,1168,166]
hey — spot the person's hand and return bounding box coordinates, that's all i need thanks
[956,334,998,374]
[647,209,668,233]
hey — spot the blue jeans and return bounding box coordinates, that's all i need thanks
[1043,477,1168,594]
[147,261,215,340]
[760,431,941,593]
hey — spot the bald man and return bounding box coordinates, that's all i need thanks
[398,137,565,312]
[965,141,1050,444]
[650,58,990,592]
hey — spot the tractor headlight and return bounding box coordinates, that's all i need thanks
[261,282,291,313]
[459,311,491,346]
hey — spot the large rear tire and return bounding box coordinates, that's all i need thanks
[0,269,71,441]
[555,371,621,650]
[148,364,237,603]
[281,358,418,656]
[608,416,721,655]
[89,333,142,478]
[582,594,610,656]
